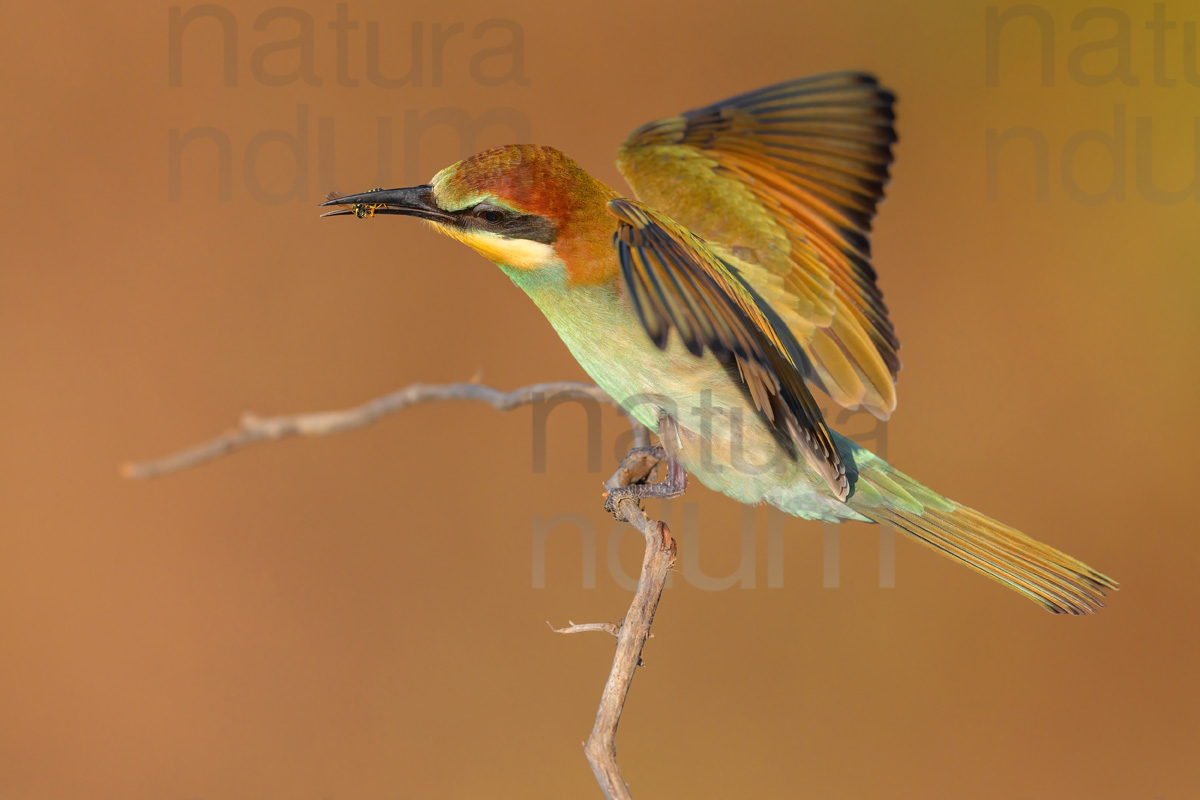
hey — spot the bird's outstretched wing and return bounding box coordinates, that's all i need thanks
[608,198,848,499]
[616,72,900,419]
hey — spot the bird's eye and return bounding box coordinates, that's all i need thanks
[476,206,506,224]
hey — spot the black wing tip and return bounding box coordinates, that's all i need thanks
[707,70,897,113]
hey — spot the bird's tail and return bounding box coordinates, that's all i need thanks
[845,448,1117,614]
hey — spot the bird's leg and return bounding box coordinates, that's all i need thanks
[624,445,667,468]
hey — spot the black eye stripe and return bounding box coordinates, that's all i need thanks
[455,207,558,244]
[497,215,557,244]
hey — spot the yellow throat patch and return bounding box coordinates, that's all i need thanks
[428,223,559,270]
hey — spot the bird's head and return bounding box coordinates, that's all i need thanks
[321,145,618,277]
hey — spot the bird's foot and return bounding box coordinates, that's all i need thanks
[604,451,687,520]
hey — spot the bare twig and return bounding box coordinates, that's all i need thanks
[553,447,677,800]
[549,620,622,638]
[584,450,677,800]
[121,380,649,480]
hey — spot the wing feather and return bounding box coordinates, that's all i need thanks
[608,198,848,499]
[617,71,901,418]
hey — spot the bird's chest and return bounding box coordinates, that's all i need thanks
[508,269,848,518]
[534,281,732,429]
[522,278,799,490]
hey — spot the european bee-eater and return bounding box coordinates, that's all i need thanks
[321,72,1116,614]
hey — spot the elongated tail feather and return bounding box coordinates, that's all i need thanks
[847,452,1117,614]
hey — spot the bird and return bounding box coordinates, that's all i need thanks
[320,71,1116,614]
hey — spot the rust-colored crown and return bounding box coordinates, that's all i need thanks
[431,144,616,220]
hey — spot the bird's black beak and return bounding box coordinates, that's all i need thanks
[318,185,452,221]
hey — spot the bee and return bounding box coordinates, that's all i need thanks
[323,189,387,219]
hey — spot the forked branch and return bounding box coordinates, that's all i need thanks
[122,380,677,800]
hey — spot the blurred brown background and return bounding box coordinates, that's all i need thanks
[3,1,1198,798]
